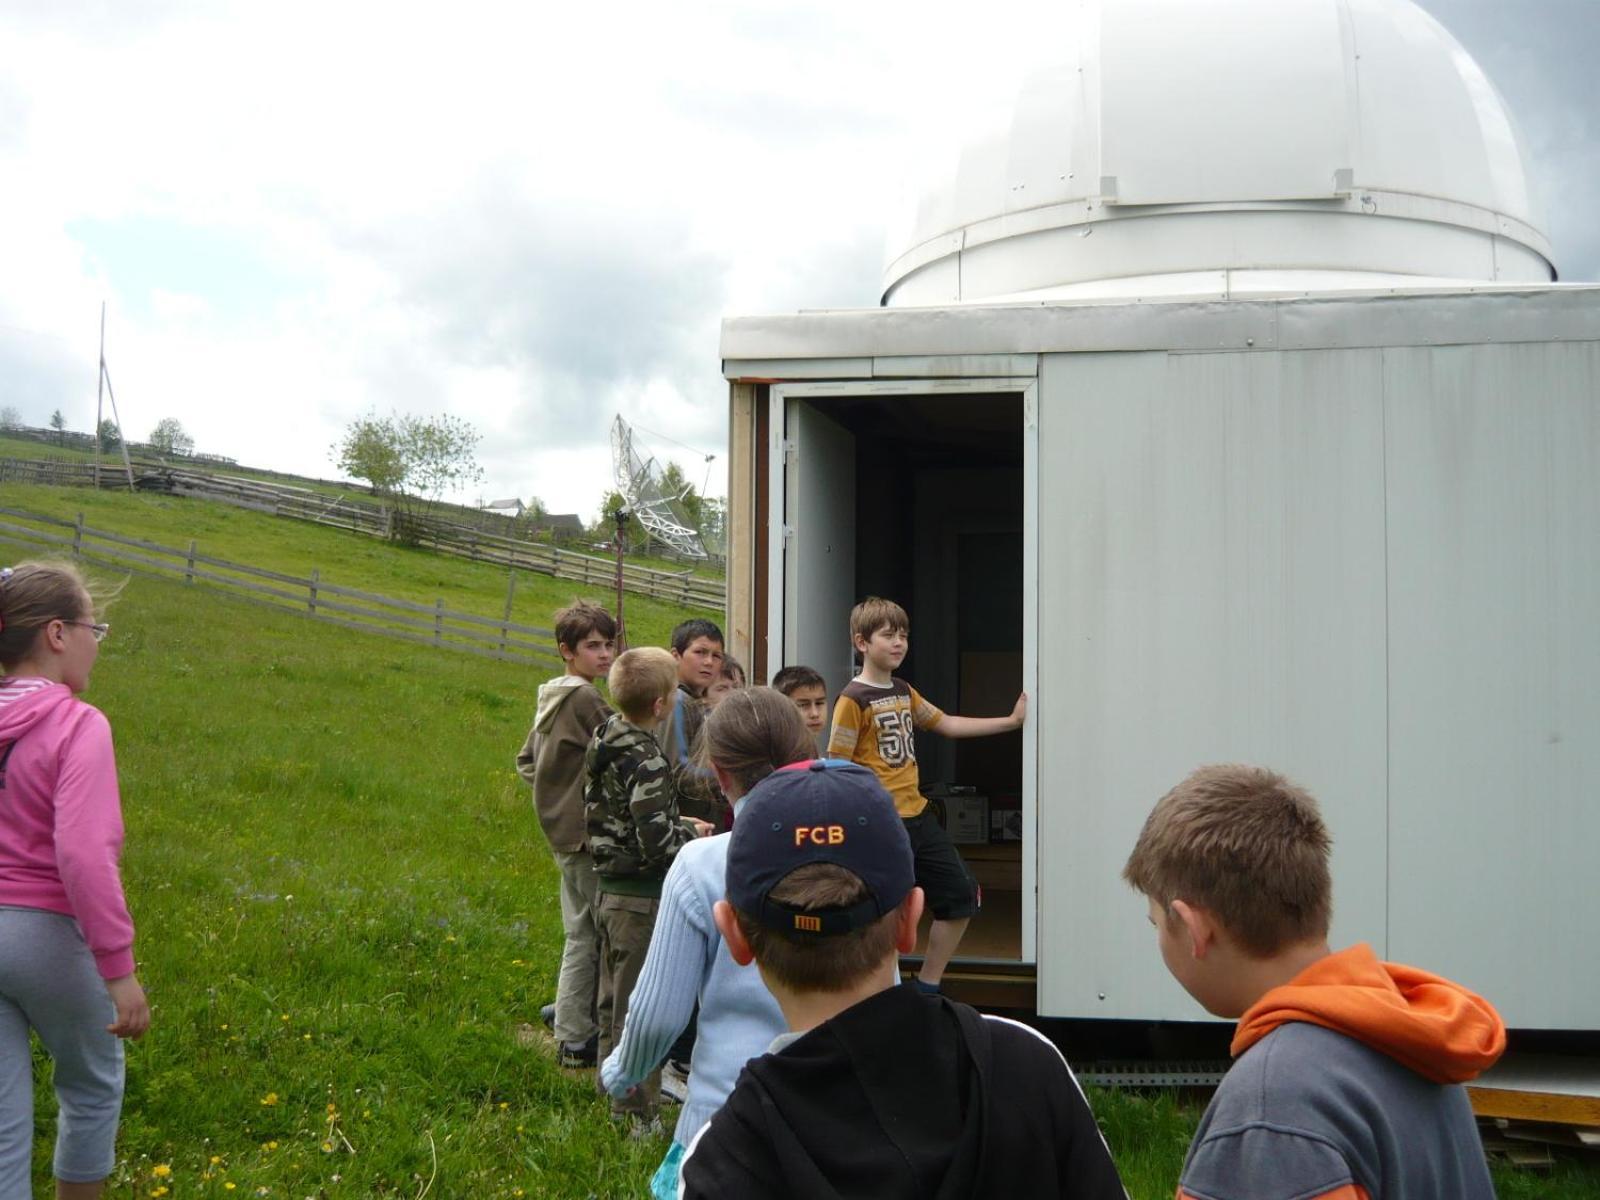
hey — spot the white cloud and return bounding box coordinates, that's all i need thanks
[0,0,1593,522]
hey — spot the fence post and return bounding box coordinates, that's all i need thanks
[309,568,319,616]
[500,570,516,658]
[73,513,84,558]
[434,598,444,645]
[185,539,197,584]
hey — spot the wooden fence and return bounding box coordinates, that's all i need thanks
[0,457,726,610]
[0,506,564,670]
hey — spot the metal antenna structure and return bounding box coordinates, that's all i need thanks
[610,414,708,559]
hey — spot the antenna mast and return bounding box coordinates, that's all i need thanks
[93,303,136,492]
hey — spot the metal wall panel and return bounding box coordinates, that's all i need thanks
[1383,343,1600,1029]
[1037,348,1389,1021]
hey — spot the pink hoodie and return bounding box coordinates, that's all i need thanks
[0,677,134,979]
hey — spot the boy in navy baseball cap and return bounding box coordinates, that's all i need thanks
[682,760,1125,1199]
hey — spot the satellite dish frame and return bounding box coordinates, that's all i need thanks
[610,415,709,560]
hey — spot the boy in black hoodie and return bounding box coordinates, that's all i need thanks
[680,759,1125,1200]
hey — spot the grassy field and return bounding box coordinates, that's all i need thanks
[1,483,699,653]
[0,437,728,581]
[6,504,1593,1196]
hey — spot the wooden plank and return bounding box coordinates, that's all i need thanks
[1469,1087,1600,1128]
[0,506,79,529]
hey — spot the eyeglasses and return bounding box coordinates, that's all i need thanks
[63,620,110,643]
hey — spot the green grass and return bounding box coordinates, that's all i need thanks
[2,436,729,578]
[9,514,1592,1197]
[1,483,699,650]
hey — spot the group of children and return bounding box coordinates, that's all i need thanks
[520,591,1508,1199]
[0,556,1509,1198]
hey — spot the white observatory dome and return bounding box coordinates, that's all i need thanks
[882,0,1555,306]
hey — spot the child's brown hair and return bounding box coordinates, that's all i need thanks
[698,688,814,796]
[848,597,908,644]
[734,864,899,992]
[553,600,616,653]
[0,561,108,669]
[1122,764,1333,957]
[607,647,678,722]
[770,664,824,696]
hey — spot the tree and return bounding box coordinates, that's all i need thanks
[331,412,486,541]
[49,410,66,445]
[658,460,704,529]
[524,495,548,524]
[592,489,647,547]
[147,417,195,457]
[0,405,20,431]
[97,419,121,452]
[332,415,406,494]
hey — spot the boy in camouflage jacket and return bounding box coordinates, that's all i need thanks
[584,646,711,1118]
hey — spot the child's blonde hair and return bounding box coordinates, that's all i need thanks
[1122,764,1333,957]
[0,560,108,669]
[607,647,678,721]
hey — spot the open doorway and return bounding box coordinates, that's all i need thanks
[770,385,1030,966]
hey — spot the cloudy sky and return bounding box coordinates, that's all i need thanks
[0,0,1593,520]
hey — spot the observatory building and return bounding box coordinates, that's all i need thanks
[884,0,1554,306]
[720,0,1600,1034]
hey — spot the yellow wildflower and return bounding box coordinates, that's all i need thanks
[152,1188,169,1198]
[152,1164,172,1178]
[260,1092,279,1106]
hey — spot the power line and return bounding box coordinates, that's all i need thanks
[630,422,716,463]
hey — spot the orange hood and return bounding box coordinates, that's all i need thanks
[1231,944,1506,1084]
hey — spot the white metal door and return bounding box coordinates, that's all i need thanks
[781,400,857,700]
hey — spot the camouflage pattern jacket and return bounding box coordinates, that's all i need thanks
[584,713,695,895]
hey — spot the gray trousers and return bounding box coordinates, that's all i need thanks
[552,849,601,1046]
[0,907,124,1193]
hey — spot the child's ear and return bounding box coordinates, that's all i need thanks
[713,900,755,966]
[710,761,738,798]
[1170,899,1216,960]
[893,887,926,955]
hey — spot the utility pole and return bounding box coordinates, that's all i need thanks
[94,303,136,492]
[613,506,630,651]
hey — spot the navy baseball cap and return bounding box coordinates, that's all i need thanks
[725,759,914,937]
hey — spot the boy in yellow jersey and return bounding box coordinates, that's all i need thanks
[826,597,1025,990]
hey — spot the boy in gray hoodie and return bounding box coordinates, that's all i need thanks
[1124,764,1505,1200]
[515,601,616,1066]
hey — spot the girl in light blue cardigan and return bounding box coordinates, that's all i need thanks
[599,688,817,1199]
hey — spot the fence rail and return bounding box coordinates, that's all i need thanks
[0,506,564,669]
[0,456,726,611]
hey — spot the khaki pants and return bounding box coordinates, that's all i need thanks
[595,891,661,1115]
[551,849,601,1046]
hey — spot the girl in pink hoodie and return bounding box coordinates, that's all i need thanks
[0,561,149,1199]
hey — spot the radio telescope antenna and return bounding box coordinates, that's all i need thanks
[611,414,708,559]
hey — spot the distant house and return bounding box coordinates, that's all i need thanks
[482,498,525,518]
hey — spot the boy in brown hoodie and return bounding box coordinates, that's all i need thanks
[515,601,616,1067]
[1124,764,1505,1200]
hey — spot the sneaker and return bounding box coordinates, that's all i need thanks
[539,1003,556,1031]
[617,1112,665,1141]
[660,1059,689,1105]
[558,1036,598,1068]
